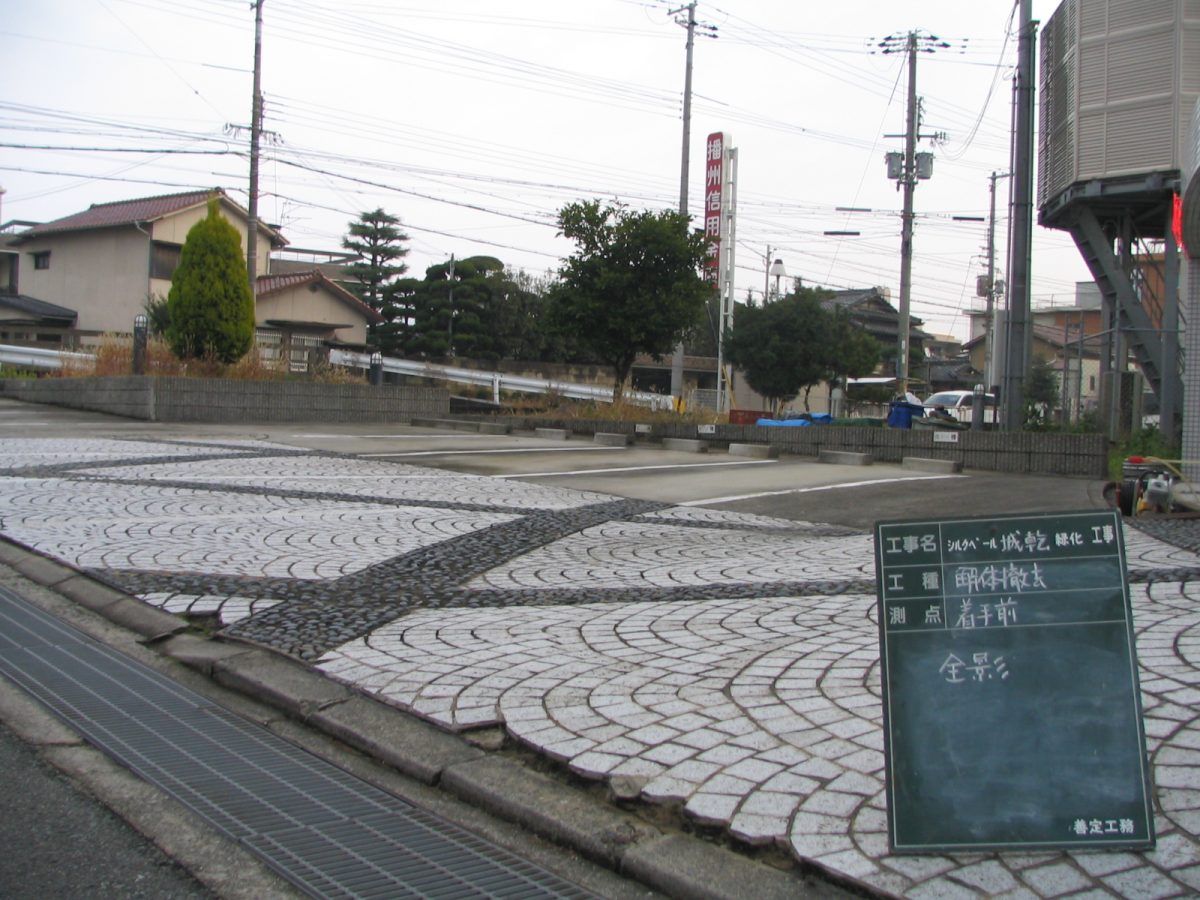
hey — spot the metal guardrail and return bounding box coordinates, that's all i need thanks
[0,343,673,411]
[0,343,95,371]
[330,349,674,411]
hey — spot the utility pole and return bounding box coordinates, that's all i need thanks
[246,0,264,289]
[667,2,716,403]
[676,1,696,215]
[446,254,456,358]
[762,245,773,302]
[984,171,1011,388]
[897,33,917,394]
[1001,0,1037,429]
[880,31,948,395]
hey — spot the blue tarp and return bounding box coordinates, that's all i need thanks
[756,413,832,427]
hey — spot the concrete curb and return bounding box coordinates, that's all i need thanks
[1,541,188,641]
[594,432,632,447]
[0,536,862,900]
[901,456,962,474]
[729,442,779,459]
[440,755,656,869]
[622,834,847,900]
[818,450,872,466]
[534,427,570,440]
[661,437,708,453]
[411,417,482,432]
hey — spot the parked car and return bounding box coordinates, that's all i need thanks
[922,390,997,423]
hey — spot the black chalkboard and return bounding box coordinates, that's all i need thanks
[875,510,1155,853]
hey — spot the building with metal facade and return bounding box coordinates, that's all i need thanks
[1037,0,1199,443]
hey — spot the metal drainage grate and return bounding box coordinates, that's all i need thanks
[0,586,596,900]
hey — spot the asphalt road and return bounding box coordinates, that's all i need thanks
[250,424,1108,529]
[0,721,214,900]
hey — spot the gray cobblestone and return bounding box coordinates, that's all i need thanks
[4,435,1200,898]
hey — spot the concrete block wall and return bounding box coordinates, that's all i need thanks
[0,375,154,419]
[151,378,449,423]
[0,376,449,424]
[504,416,1108,478]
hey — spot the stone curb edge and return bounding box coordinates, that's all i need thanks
[0,536,876,900]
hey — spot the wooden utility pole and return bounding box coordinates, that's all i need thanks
[667,2,715,403]
[246,0,264,288]
[984,171,1011,388]
[879,30,948,395]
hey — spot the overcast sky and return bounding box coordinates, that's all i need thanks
[1,0,1086,340]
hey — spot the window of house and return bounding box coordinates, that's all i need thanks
[32,251,50,270]
[150,242,183,280]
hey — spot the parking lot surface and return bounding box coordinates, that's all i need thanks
[2,398,1199,897]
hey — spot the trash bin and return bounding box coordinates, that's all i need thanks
[887,400,924,429]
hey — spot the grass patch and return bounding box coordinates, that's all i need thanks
[48,336,367,385]
[1107,426,1179,481]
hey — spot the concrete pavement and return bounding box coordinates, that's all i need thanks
[2,398,1200,897]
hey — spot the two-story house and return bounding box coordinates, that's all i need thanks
[0,189,381,361]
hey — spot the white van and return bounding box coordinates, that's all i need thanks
[923,390,997,423]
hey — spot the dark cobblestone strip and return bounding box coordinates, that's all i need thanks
[455,578,880,608]
[1128,566,1200,584]
[220,578,880,662]
[222,498,671,659]
[1127,517,1200,555]
[335,498,671,593]
[628,514,863,538]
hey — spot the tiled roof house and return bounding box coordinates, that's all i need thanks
[2,189,380,353]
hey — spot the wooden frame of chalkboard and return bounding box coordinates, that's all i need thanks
[874,509,1155,854]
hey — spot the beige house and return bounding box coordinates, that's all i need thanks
[1,189,381,356]
[254,270,382,370]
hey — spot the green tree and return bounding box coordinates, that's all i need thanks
[165,197,255,363]
[375,276,419,357]
[342,209,409,314]
[548,200,711,399]
[406,256,492,359]
[142,293,170,337]
[397,258,552,362]
[723,289,832,413]
[827,309,881,382]
[1023,357,1060,428]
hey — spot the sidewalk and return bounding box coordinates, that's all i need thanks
[2,432,1199,897]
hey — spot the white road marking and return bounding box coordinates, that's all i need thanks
[359,446,612,458]
[678,473,962,506]
[496,459,778,478]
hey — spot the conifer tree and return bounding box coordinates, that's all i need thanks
[165,197,256,363]
[342,209,409,313]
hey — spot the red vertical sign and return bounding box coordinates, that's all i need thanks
[703,132,724,285]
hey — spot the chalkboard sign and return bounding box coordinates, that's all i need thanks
[875,510,1155,853]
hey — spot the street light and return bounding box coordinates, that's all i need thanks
[132,313,148,375]
[769,258,787,300]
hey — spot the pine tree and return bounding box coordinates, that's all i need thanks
[342,209,409,313]
[165,197,256,363]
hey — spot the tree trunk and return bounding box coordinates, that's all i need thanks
[612,361,632,403]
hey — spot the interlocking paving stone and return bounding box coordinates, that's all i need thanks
[2,435,1200,897]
